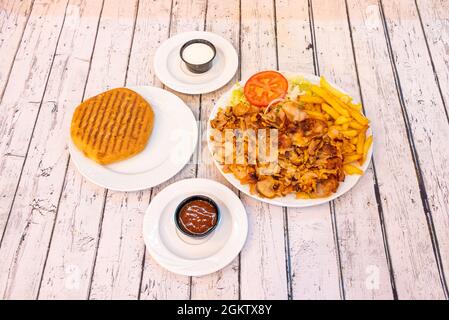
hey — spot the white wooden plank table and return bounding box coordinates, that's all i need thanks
[0,0,448,300]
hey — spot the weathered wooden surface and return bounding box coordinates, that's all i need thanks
[348,0,446,299]
[381,0,449,297]
[313,0,392,300]
[0,0,70,299]
[0,0,448,299]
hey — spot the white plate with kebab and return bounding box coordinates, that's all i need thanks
[207,71,373,207]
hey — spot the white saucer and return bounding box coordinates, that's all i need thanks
[154,31,238,95]
[207,71,374,207]
[143,178,248,276]
[68,86,198,191]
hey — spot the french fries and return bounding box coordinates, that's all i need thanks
[317,76,369,125]
[318,76,372,170]
[363,135,373,164]
[344,154,362,164]
[349,108,369,125]
[300,95,324,104]
[335,116,350,125]
[356,128,367,155]
[348,101,362,111]
[320,76,352,104]
[311,85,350,117]
[341,130,358,138]
[321,103,340,120]
[349,121,364,130]
[344,164,364,175]
[300,76,372,176]
[304,110,327,121]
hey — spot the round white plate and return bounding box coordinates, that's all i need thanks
[143,178,248,276]
[68,86,198,191]
[154,31,238,95]
[207,71,374,208]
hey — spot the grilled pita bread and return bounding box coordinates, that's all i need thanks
[71,88,154,165]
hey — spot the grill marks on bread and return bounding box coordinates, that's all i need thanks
[71,88,154,165]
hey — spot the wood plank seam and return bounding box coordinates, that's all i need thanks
[413,0,449,122]
[378,0,449,298]
[343,0,398,299]
[86,193,107,299]
[202,0,209,36]
[85,0,140,300]
[0,0,71,251]
[0,0,35,104]
[136,192,154,300]
[2,153,25,159]
[282,207,293,299]
[272,0,280,72]
[307,0,320,75]
[329,201,346,299]
[124,0,141,86]
[371,162,398,298]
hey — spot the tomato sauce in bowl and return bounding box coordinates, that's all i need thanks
[175,195,220,238]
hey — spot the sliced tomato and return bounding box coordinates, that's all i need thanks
[243,71,288,107]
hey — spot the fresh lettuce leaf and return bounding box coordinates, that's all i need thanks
[286,75,313,100]
[229,82,249,106]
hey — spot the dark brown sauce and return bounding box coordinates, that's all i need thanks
[178,199,217,235]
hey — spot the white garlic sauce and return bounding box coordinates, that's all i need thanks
[182,42,214,65]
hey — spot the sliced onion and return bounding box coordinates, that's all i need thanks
[264,97,285,114]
